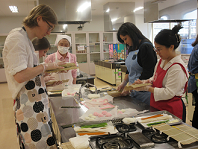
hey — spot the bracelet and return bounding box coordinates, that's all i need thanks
[41,64,46,73]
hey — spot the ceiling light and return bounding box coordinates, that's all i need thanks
[106,8,110,12]
[77,2,91,12]
[9,6,18,13]
[111,18,118,22]
[63,24,67,30]
[133,6,143,12]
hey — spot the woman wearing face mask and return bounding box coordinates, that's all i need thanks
[32,37,63,86]
[45,35,77,88]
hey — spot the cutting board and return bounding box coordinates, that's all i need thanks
[60,142,91,149]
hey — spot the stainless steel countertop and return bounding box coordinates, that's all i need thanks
[49,95,198,149]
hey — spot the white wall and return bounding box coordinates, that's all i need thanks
[0,16,25,34]
[134,14,153,42]
[0,14,152,39]
[67,15,104,32]
[0,15,104,34]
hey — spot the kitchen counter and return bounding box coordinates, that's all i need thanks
[76,70,95,85]
[94,60,125,85]
[120,65,127,82]
[49,95,198,149]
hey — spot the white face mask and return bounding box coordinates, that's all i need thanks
[58,46,69,54]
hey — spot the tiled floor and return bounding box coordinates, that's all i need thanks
[0,77,192,149]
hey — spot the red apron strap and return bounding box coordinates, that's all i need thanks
[167,63,188,93]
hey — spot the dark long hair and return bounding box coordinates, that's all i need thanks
[192,34,198,47]
[32,37,51,51]
[117,22,149,51]
[154,24,183,50]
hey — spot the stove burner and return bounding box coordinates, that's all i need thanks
[101,141,121,149]
[151,132,167,143]
[142,128,168,143]
[94,134,133,149]
[115,123,136,133]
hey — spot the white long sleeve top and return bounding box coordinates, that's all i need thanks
[150,55,189,102]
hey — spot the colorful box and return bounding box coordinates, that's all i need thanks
[109,44,113,59]
[113,44,118,60]
[117,44,125,60]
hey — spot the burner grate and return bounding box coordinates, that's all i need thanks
[115,123,136,133]
[142,128,171,144]
[89,134,133,149]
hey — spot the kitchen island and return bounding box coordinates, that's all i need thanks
[94,60,125,85]
[49,94,198,149]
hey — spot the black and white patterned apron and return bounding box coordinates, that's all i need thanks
[14,71,56,149]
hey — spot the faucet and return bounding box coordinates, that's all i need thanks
[79,83,98,98]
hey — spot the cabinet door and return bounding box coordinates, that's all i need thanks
[75,33,88,65]
[0,46,4,68]
[95,65,99,77]
[0,36,7,68]
[89,33,101,64]
[78,63,89,74]
[102,32,113,60]
[89,62,95,75]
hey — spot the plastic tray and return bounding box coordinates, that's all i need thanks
[135,110,182,129]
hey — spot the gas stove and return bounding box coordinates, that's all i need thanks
[142,128,171,143]
[89,133,133,149]
[114,123,137,133]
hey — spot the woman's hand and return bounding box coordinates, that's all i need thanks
[133,79,152,91]
[117,80,128,91]
[42,61,66,72]
[46,81,63,87]
[44,75,55,83]
[121,90,131,96]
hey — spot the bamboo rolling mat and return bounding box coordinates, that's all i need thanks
[173,124,198,139]
[107,83,152,97]
[153,123,198,145]
[45,66,78,73]
[46,79,69,86]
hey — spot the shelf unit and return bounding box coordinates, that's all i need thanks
[0,35,8,82]
[0,32,118,77]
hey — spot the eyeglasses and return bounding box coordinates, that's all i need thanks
[44,19,54,31]
[154,48,162,52]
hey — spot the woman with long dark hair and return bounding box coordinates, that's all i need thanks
[117,22,157,105]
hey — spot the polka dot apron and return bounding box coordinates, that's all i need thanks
[14,72,56,149]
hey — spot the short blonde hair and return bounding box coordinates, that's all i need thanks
[23,4,57,28]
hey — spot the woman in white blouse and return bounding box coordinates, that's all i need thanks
[3,4,65,149]
[133,24,188,122]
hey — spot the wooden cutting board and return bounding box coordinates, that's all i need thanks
[60,142,91,149]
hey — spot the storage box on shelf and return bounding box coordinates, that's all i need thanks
[0,35,7,82]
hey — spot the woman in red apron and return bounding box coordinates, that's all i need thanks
[133,24,188,122]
